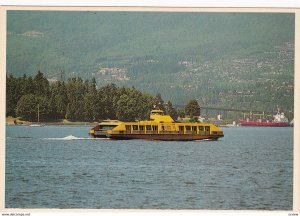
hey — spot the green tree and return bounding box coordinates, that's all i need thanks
[16,94,51,121]
[99,83,119,119]
[116,94,136,121]
[6,75,18,116]
[90,77,97,92]
[185,99,201,118]
[83,92,104,121]
[64,77,85,120]
[177,109,185,118]
[137,93,156,120]
[34,71,50,96]
[165,101,178,120]
[154,93,165,111]
[65,100,84,121]
[49,81,68,119]
[20,75,35,96]
[37,96,52,121]
[16,94,38,121]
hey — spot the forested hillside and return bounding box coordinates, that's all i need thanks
[7,11,295,117]
[6,72,175,122]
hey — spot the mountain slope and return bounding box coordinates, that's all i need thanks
[6,11,295,116]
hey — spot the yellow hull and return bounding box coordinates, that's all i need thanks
[107,133,223,141]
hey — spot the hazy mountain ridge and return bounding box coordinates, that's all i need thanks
[7,11,295,116]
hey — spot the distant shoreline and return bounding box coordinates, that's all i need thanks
[6,116,97,126]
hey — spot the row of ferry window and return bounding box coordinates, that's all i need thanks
[125,125,210,131]
[127,125,155,131]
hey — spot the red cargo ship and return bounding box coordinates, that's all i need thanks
[239,108,290,127]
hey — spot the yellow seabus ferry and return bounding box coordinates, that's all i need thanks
[101,109,224,141]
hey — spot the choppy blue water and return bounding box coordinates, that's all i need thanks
[5,125,293,209]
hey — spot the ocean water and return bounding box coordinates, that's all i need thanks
[5,125,293,209]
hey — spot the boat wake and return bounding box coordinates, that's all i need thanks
[193,139,219,142]
[7,135,108,141]
[44,135,108,141]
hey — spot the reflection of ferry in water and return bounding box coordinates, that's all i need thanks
[90,109,224,141]
[239,107,290,127]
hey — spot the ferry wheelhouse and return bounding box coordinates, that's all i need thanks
[105,110,224,141]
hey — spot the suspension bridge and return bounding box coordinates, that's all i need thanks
[174,104,272,119]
